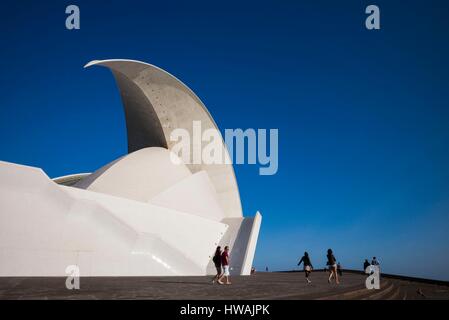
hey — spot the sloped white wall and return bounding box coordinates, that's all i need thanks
[0,161,228,276]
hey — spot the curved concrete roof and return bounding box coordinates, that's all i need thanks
[84,59,242,218]
[74,147,192,202]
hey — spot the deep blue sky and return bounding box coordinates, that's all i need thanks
[1,1,448,280]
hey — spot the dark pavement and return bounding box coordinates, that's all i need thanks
[0,271,448,300]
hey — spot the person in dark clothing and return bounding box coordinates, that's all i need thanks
[327,249,339,284]
[371,257,381,275]
[371,257,380,266]
[363,259,370,273]
[337,262,342,277]
[218,246,231,285]
[298,251,314,283]
[212,246,222,284]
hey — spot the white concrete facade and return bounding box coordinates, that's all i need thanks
[0,59,261,276]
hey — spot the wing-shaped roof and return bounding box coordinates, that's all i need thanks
[85,59,242,218]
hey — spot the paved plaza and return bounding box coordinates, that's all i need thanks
[1,271,448,300]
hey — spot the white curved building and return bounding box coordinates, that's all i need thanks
[0,59,261,276]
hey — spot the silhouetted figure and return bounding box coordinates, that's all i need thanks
[337,262,342,277]
[371,256,381,277]
[298,251,314,283]
[212,246,222,284]
[327,249,339,284]
[363,259,370,273]
[266,266,269,272]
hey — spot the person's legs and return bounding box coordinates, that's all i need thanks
[305,270,311,283]
[218,269,225,284]
[226,266,231,284]
[219,266,230,284]
[328,268,334,283]
[332,266,340,284]
[213,267,222,283]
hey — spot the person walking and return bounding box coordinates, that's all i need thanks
[337,262,343,277]
[371,256,381,276]
[363,259,370,273]
[371,257,380,267]
[218,246,231,285]
[212,246,222,284]
[298,251,314,283]
[327,249,339,284]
